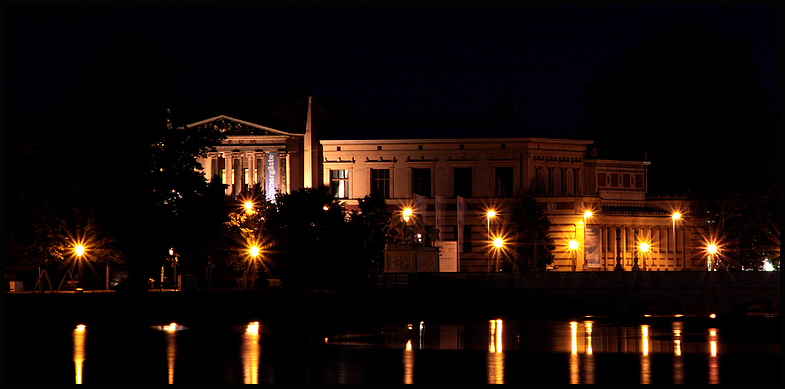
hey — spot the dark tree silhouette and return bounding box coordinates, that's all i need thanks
[508,191,556,271]
[18,34,225,290]
[580,22,779,270]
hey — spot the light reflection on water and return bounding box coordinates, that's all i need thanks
[72,324,86,384]
[42,316,778,384]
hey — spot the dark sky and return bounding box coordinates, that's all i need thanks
[5,6,780,136]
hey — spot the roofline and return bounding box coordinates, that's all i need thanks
[321,137,594,145]
[185,115,304,137]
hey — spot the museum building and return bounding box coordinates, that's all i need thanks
[189,97,706,273]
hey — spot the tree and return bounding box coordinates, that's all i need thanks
[264,186,349,291]
[580,21,779,270]
[348,193,392,279]
[508,191,555,271]
[24,34,225,291]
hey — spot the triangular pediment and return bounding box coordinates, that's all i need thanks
[186,115,302,137]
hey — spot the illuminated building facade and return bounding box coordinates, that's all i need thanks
[191,97,705,272]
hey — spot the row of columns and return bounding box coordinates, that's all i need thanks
[596,225,692,271]
[204,151,289,198]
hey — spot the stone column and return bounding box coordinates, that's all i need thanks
[223,153,233,195]
[205,152,217,182]
[246,152,256,188]
[233,152,243,197]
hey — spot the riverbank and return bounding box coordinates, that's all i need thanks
[5,279,778,330]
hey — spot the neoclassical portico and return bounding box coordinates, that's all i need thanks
[188,115,305,199]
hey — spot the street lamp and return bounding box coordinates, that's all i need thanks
[75,244,85,289]
[403,208,413,222]
[169,248,178,290]
[486,210,496,236]
[707,243,718,271]
[583,211,592,271]
[244,201,255,214]
[492,236,504,272]
[569,240,579,271]
[672,212,681,269]
[639,242,650,271]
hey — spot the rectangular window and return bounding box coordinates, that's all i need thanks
[412,168,431,198]
[454,167,472,198]
[371,169,391,199]
[330,169,350,199]
[221,168,226,184]
[495,167,513,197]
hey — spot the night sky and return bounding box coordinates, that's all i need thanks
[5,5,780,137]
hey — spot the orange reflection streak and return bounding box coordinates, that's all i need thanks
[640,325,651,384]
[166,331,176,384]
[404,340,414,384]
[570,321,578,355]
[583,321,595,384]
[243,322,261,384]
[487,320,504,384]
[708,328,720,384]
[672,321,684,384]
[73,325,86,384]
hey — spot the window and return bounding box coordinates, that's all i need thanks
[454,167,472,198]
[495,167,513,197]
[330,169,349,199]
[371,169,391,198]
[412,168,431,198]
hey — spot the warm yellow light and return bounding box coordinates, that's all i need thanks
[167,323,177,332]
[568,240,579,250]
[487,210,496,219]
[76,324,86,332]
[74,244,85,257]
[493,237,504,248]
[249,246,260,258]
[246,321,259,335]
[639,243,650,252]
[584,211,593,218]
[244,201,254,213]
[405,339,412,350]
[403,208,412,222]
[707,244,718,254]
[169,247,174,256]
[672,212,681,221]
[323,204,329,211]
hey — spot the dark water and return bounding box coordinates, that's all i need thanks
[5,315,779,384]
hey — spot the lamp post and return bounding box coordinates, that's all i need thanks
[672,212,681,269]
[168,248,179,291]
[707,243,718,271]
[493,236,504,272]
[244,201,255,214]
[486,210,496,236]
[639,242,650,271]
[569,240,579,272]
[583,211,592,271]
[247,245,260,288]
[75,244,85,288]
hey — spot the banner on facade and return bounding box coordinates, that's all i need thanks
[435,195,446,241]
[435,241,458,272]
[265,152,278,202]
[586,225,600,268]
[414,194,427,218]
